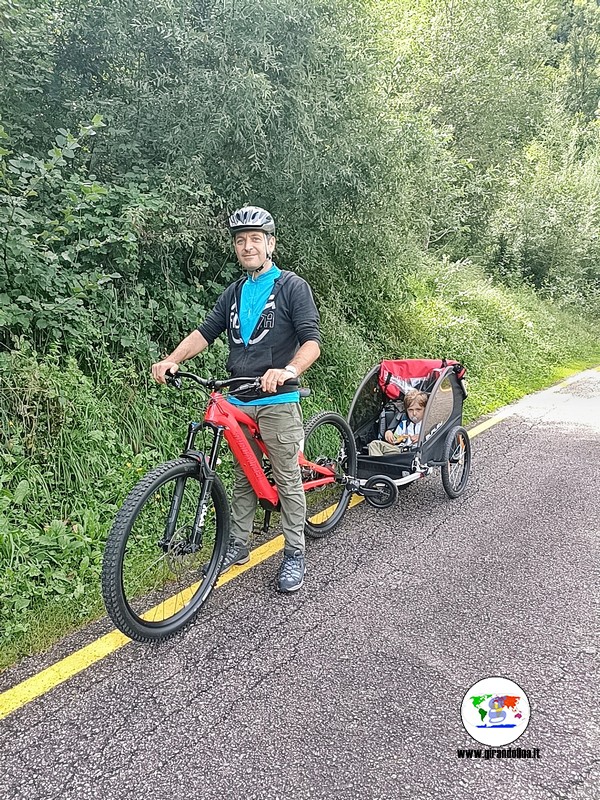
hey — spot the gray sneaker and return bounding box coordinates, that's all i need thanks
[278,551,306,593]
[219,542,250,574]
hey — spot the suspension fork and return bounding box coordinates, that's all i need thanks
[189,423,225,545]
[160,422,225,550]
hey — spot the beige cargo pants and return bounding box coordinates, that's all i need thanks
[230,402,306,555]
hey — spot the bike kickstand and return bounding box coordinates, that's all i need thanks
[252,509,271,536]
[256,509,272,536]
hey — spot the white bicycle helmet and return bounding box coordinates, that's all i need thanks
[228,206,275,236]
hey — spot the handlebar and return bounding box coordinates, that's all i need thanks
[165,370,304,397]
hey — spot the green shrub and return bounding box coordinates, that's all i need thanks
[486,112,600,313]
[0,345,227,654]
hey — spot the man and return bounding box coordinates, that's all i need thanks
[152,206,321,593]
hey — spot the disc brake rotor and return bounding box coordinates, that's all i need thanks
[165,525,200,574]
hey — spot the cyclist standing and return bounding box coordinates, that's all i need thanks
[152,206,321,592]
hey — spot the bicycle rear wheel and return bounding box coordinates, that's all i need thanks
[102,458,229,642]
[302,411,357,538]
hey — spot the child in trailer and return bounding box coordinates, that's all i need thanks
[367,390,428,456]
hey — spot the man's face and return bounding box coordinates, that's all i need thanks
[233,231,275,271]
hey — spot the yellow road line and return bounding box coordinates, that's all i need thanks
[2,377,578,721]
[0,535,287,721]
[0,631,130,721]
[467,407,514,438]
[348,494,365,508]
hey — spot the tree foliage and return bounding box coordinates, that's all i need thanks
[1,0,598,344]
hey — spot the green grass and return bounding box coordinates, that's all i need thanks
[0,589,105,671]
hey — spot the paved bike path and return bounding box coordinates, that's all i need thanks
[1,370,599,799]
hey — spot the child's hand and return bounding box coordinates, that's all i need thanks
[384,430,396,444]
[409,434,419,443]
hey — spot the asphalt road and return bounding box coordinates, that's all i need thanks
[1,371,599,800]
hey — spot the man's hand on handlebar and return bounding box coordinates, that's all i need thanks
[152,360,180,385]
[260,368,296,394]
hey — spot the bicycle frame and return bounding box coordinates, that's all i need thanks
[183,391,338,506]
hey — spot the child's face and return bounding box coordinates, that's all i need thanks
[406,404,425,423]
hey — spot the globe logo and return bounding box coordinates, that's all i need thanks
[460,677,531,746]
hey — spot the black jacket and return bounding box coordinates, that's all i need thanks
[198,270,320,398]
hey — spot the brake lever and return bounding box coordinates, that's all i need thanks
[231,378,262,394]
[165,370,182,390]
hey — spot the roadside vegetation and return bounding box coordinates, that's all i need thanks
[1,0,599,667]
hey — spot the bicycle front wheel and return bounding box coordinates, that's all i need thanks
[102,458,229,642]
[302,411,358,538]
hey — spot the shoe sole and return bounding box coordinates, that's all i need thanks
[278,575,305,593]
[219,554,250,574]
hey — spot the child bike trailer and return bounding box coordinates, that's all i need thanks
[346,358,471,507]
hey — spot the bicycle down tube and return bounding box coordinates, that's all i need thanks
[202,392,338,503]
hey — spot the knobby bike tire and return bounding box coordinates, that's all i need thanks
[441,425,471,499]
[302,411,358,538]
[102,458,229,642]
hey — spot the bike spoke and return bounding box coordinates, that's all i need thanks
[449,439,465,487]
[441,428,470,498]
[121,476,217,623]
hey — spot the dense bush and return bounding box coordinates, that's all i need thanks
[0,118,229,360]
[485,112,600,311]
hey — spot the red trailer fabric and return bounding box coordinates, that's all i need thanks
[378,358,465,400]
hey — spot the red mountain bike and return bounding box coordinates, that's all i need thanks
[101,372,357,641]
